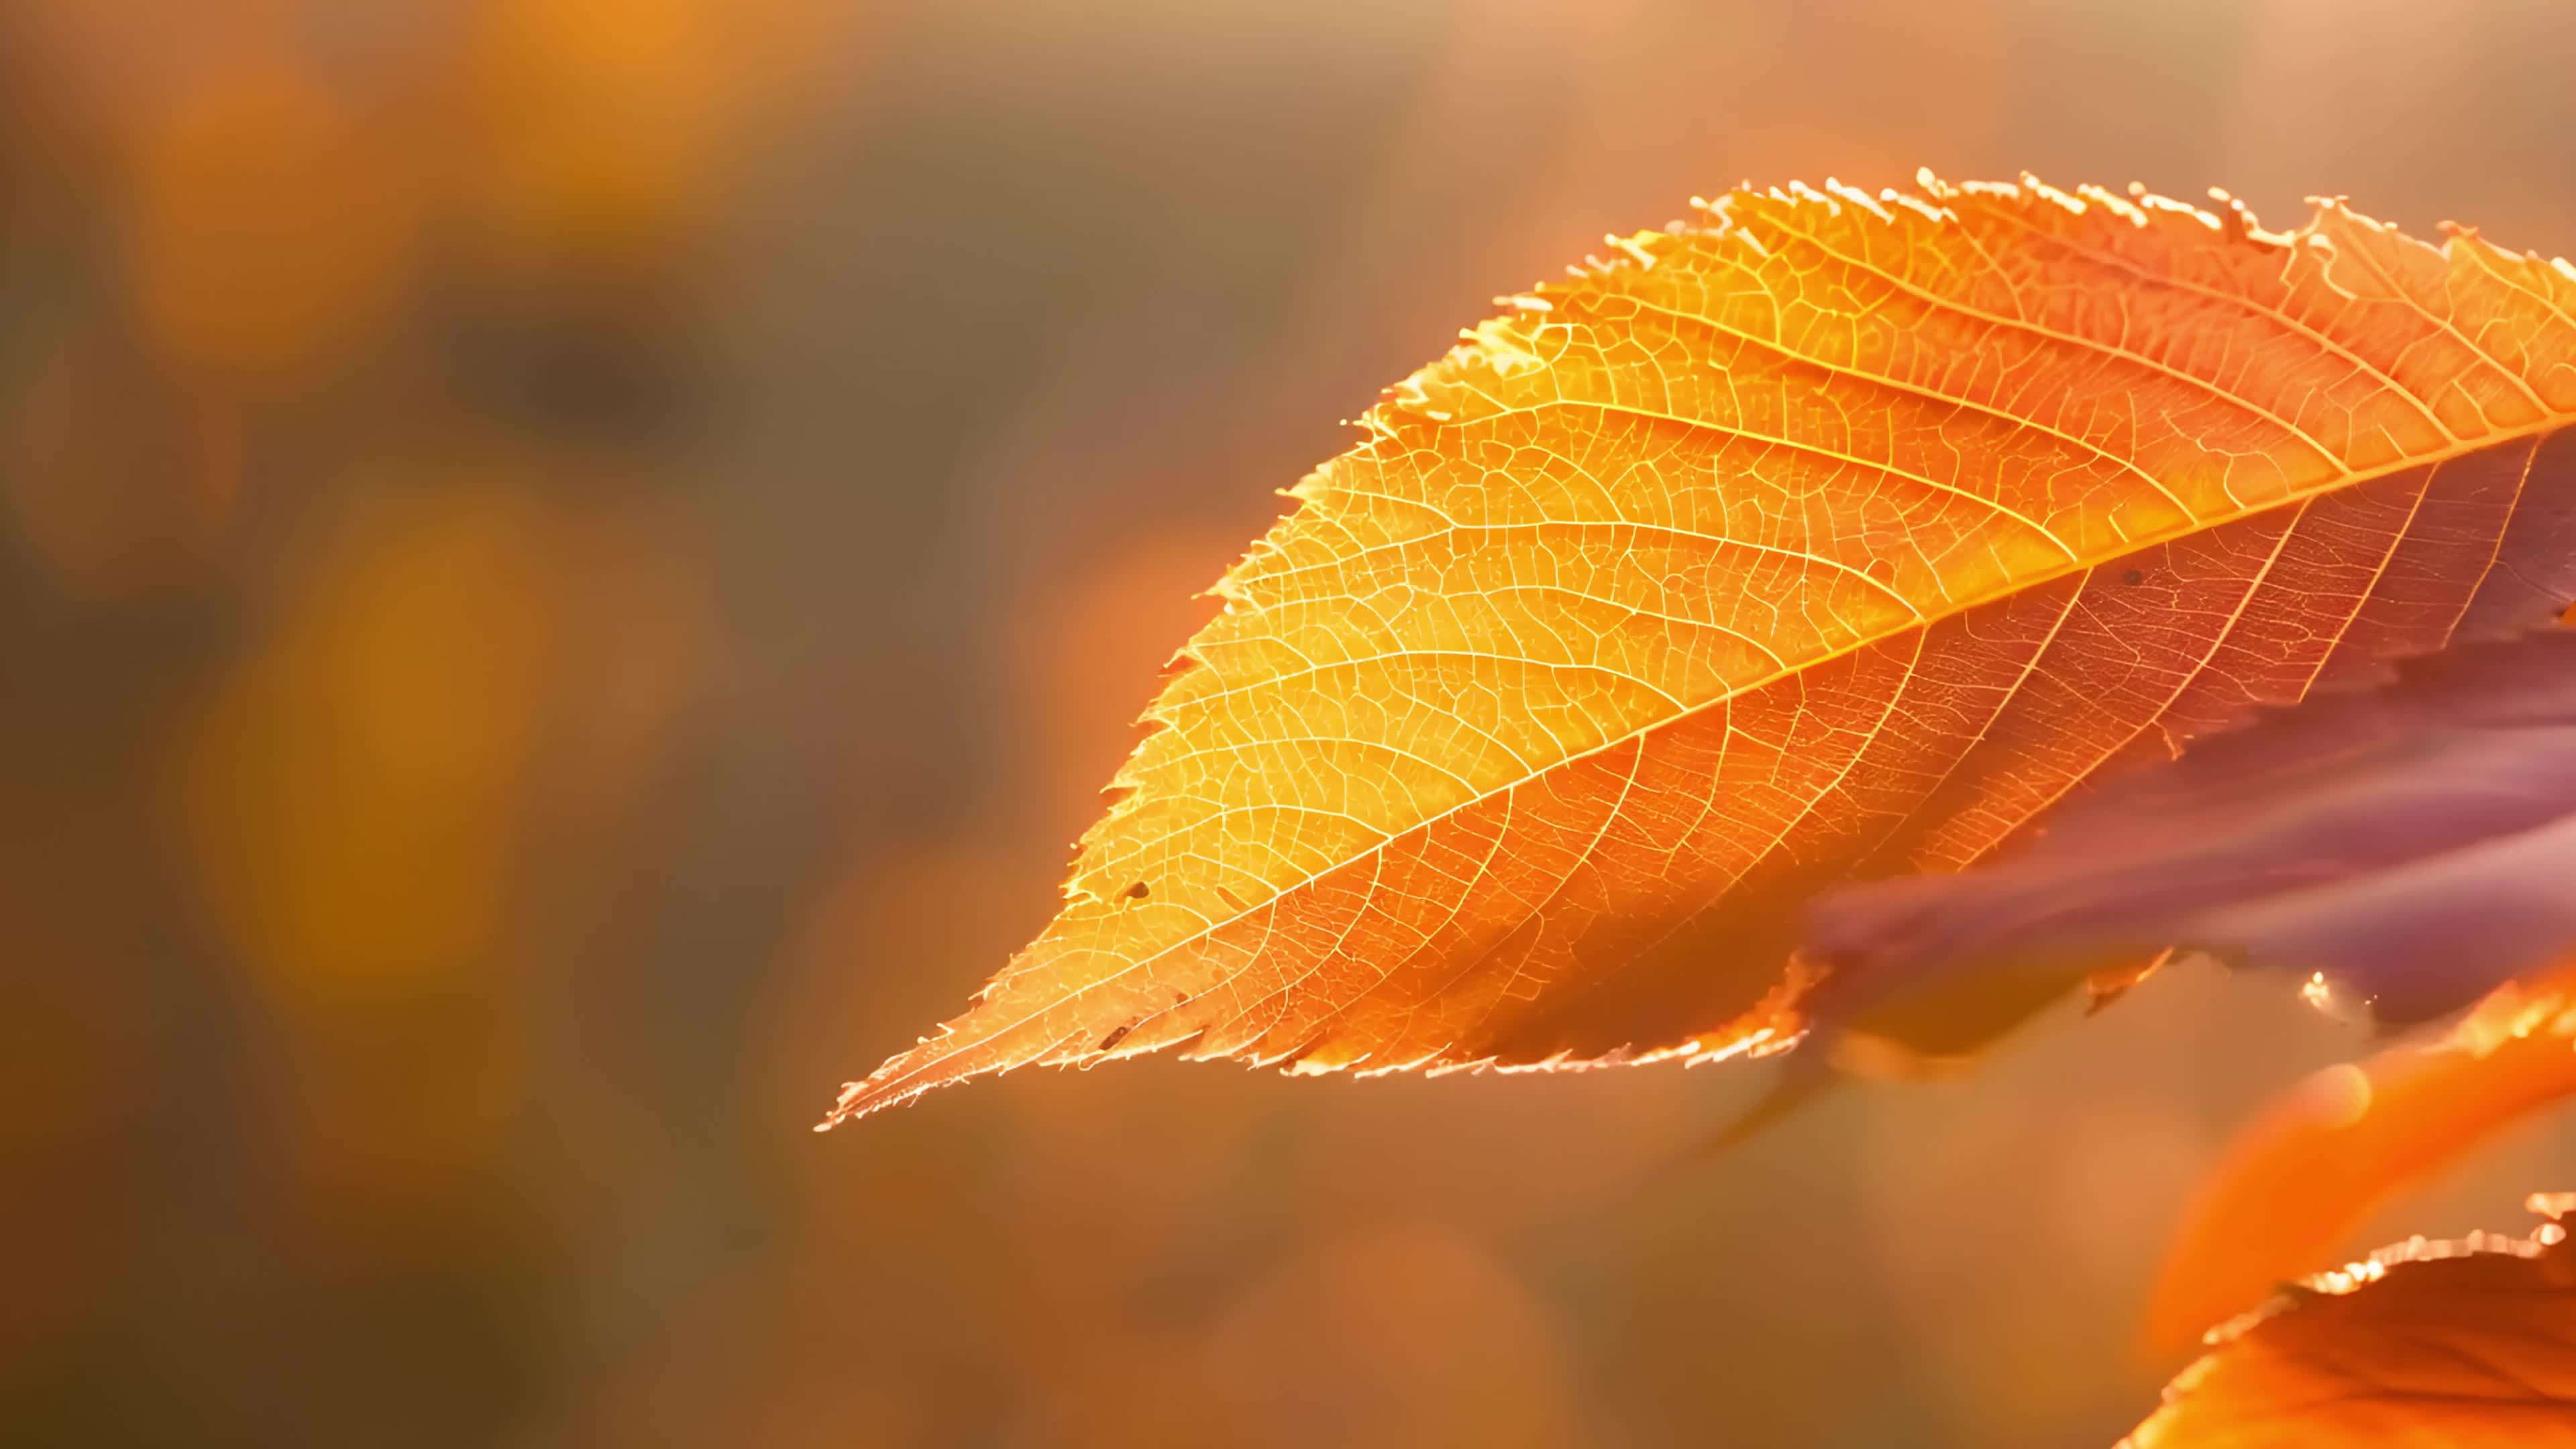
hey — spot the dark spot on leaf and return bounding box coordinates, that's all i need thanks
[1098,1023,1134,1051]
[1123,881,1150,900]
[2123,568,2145,586]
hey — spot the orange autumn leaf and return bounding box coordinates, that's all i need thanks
[2123,1204,2576,1447]
[2144,965,2576,1354]
[824,172,2576,1128]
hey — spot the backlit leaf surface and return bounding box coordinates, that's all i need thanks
[826,174,2576,1126]
[2123,1208,2576,1447]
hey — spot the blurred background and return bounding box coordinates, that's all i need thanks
[5,0,2576,1444]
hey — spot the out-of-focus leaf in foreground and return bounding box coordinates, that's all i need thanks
[2122,1199,2576,1447]
[826,173,2576,1128]
[1804,629,2576,1044]
[2145,963,2576,1354]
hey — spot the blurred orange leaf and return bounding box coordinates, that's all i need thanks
[127,60,419,388]
[2124,1206,2576,1446]
[466,0,847,260]
[2145,965,2576,1354]
[3,335,241,600]
[825,174,2576,1127]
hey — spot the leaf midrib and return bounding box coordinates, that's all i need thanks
[844,411,2568,1113]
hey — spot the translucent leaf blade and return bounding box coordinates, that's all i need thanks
[827,175,2576,1126]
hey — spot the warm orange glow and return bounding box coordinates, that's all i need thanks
[126,62,421,388]
[827,175,2576,1126]
[2143,963,2576,1354]
[2125,1210,2576,1447]
[15,4,2576,1440]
